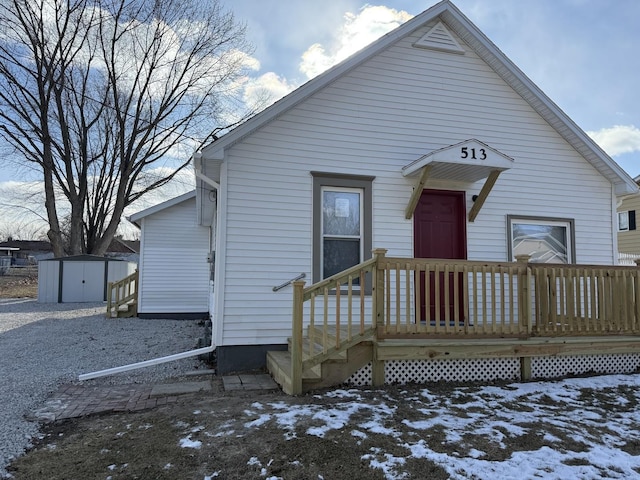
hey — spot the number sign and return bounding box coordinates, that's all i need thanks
[461,147,487,160]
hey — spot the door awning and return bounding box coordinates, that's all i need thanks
[403,139,513,221]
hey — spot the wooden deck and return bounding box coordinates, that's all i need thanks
[267,250,640,394]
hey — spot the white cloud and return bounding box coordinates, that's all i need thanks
[299,5,413,79]
[242,72,297,110]
[231,5,415,122]
[587,125,640,157]
[229,49,261,72]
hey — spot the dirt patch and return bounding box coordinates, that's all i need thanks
[7,388,449,480]
[0,267,37,298]
[8,378,640,479]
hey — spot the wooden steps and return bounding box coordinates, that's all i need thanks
[267,340,374,395]
[106,271,138,318]
[107,300,137,318]
[268,321,377,394]
[117,301,137,318]
[287,336,348,362]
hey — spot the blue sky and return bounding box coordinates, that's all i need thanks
[0,0,639,236]
[2,0,639,180]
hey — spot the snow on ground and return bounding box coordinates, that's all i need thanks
[210,374,640,479]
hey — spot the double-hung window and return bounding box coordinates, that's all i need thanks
[312,172,373,284]
[321,187,362,278]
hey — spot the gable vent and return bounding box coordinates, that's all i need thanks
[413,21,465,54]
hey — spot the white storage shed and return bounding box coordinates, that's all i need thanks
[38,255,136,303]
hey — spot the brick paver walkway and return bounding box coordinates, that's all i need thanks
[30,384,185,422]
[30,374,277,422]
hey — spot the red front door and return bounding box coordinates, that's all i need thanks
[414,189,467,322]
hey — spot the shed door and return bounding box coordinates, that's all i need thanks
[62,262,105,302]
[414,190,467,322]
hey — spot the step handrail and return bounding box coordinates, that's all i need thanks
[272,272,306,292]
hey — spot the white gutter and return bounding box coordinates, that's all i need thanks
[79,345,215,381]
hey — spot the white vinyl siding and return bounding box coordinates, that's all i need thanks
[214,20,615,346]
[138,197,210,314]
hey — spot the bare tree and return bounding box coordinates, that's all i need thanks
[0,220,48,242]
[0,0,255,256]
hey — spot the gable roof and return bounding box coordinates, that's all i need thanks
[200,0,637,197]
[108,238,139,253]
[128,190,195,226]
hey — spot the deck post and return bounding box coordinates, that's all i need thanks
[515,254,532,334]
[372,249,387,328]
[635,260,640,329]
[106,281,113,317]
[291,280,306,395]
[371,347,385,387]
[515,254,532,380]
[520,356,532,381]
[371,249,387,386]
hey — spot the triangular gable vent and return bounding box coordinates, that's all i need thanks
[413,21,465,54]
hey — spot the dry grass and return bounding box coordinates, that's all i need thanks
[9,379,640,479]
[0,267,38,298]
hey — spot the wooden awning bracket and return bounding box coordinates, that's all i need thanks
[468,170,501,222]
[405,164,433,219]
[404,167,501,222]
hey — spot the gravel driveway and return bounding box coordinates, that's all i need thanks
[0,298,207,478]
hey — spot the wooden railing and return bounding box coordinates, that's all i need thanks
[290,256,379,394]
[290,250,640,392]
[532,264,640,335]
[377,254,532,337]
[106,270,138,318]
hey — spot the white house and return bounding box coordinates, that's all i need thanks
[140,0,638,377]
[129,191,211,319]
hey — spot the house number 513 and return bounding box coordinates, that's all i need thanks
[461,147,487,160]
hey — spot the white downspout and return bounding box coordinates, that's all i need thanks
[78,346,215,381]
[79,152,218,381]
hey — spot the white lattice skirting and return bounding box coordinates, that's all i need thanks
[346,354,640,386]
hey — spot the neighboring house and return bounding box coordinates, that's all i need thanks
[136,1,637,377]
[0,246,19,260]
[128,191,210,319]
[105,237,140,263]
[0,238,139,264]
[617,175,640,256]
[0,240,53,264]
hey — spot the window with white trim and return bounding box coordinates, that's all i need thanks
[507,216,575,264]
[311,172,373,286]
[618,210,636,231]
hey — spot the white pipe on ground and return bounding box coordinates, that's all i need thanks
[78,345,215,381]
